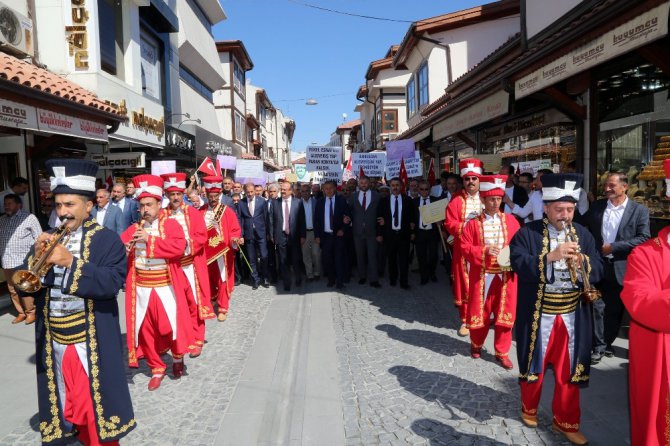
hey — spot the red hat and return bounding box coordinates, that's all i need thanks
[203,176,222,193]
[132,174,164,201]
[479,175,507,198]
[459,158,484,177]
[160,172,187,192]
[664,159,670,197]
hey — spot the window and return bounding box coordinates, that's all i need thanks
[418,62,429,108]
[381,109,397,133]
[234,111,246,144]
[407,75,416,117]
[98,0,125,78]
[140,33,161,101]
[233,60,245,97]
[179,64,214,102]
[259,104,267,124]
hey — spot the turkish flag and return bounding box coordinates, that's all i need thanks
[427,158,436,186]
[197,157,217,176]
[215,158,222,177]
[105,175,114,191]
[399,158,408,193]
[359,166,365,178]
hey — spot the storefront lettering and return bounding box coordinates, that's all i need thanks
[66,0,89,69]
[483,114,547,141]
[131,108,165,139]
[613,17,658,46]
[572,43,605,66]
[542,62,567,80]
[1,104,27,120]
[167,129,195,152]
[39,112,73,130]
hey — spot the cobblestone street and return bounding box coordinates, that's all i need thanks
[0,269,629,445]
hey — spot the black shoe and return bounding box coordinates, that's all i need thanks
[252,283,259,290]
[336,283,344,290]
[389,281,397,287]
[591,351,604,365]
[369,281,382,288]
[284,285,291,291]
[604,345,615,358]
[358,278,366,285]
[296,279,302,286]
[326,281,335,288]
[400,284,410,290]
[262,280,270,288]
[314,275,321,281]
[430,275,438,282]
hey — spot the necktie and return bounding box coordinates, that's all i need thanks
[284,200,290,234]
[329,198,334,229]
[362,191,367,210]
[393,196,399,228]
[422,198,428,228]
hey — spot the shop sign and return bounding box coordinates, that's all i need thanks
[91,152,146,169]
[131,108,165,139]
[0,98,38,129]
[206,140,233,155]
[166,127,195,153]
[36,108,107,141]
[516,2,670,99]
[105,97,165,147]
[482,109,567,142]
[432,90,509,141]
[65,0,91,69]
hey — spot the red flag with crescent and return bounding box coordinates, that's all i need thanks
[198,157,217,176]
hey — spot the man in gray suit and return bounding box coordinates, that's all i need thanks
[111,182,139,230]
[346,176,382,288]
[299,183,320,281]
[91,188,125,235]
[584,171,650,363]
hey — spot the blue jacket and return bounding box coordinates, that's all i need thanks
[91,203,125,235]
[238,196,269,240]
[314,194,350,239]
[112,197,139,230]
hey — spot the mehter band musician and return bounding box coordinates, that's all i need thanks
[15,159,135,445]
[621,158,670,446]
[121,174,194,391]
[510,173,603,445]
[461,174,520,369]
[160,172,215,357]
[200,176,242,321]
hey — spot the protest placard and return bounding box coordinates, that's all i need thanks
[151,160,176,176]
[420,198,449,224]
[306,146,342,176]
[386,139,415,161]
[352,152,386,177]
[235,159,264,179]
[386,151,423,178]
[217,155,237,171]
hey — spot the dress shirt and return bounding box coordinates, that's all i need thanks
[602,197,628,258]
[95,204,109,225]
[248,197,255,216]
[391,194,403,230]
[0,209,42,269]
[324,196,334,233]
[513,190,544,223]
[283,196,292,233]
[112,196,126,211]
[302,198,313,230]
[358,190,371,210]
[483,213,503,247]
[418,197,431,229]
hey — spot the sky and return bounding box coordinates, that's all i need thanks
[215,0,483,155]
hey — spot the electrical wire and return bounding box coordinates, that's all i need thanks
[273,92,353,102]
[286,0,414,23]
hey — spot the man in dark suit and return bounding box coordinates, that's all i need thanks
[346,176,381,288]
[500,165,528,220]
[584,171,650,363]
[91,188,124,235]
[111,182,138,230]
[238,182,270,289]
[270,181,304,291]
[315,180,349,289]
[266,184,279,283]
[414,180,440,285]
[377,177,417,289]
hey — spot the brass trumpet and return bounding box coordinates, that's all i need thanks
[12,221,71,293]
[561,221,601,303]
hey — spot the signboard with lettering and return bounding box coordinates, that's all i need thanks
[432,90,509,141]
[352,152,386,177]
[386,139,415,161]
[151,160,176,176]
[420,198,449,224]
[36,108,108,141]
[166,126,195,153]
[306,146,342,181]
[65,0,94,70]
[235,159,264,179]
[92,152,146,170]
[0,98,38,130]
[516,2,670,98]
[386,151,423,179]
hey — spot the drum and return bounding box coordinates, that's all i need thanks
[496,246,513,271]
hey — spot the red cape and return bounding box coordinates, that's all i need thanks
[121,217,195,367]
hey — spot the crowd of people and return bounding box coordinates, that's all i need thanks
[0,156,669,446]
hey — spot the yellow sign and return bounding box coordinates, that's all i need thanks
[131,108,165,139]
[285,173,298,183]
[420,198,449,225]
[66,0,90,69]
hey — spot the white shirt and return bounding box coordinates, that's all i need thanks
[95,203,109,225]
[513,190,544,223]
[504,186,514,214]
[358,190,371,210]
[602,197,628,257]
[483,213,503,248]
[418,196,431,229]
[302,198,313,230]
[324,196,335,233]
[282,196,293,233]
[112,196,126,211]
[391,194,403,230]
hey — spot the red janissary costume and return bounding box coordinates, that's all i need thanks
[160,173,214,355]
[461,175,519,368]
[121,174,194,390]
[444,158,484,325]
[621,159,670,446]
[200,176,242,319]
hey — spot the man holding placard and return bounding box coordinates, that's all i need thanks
[414,180,440,285]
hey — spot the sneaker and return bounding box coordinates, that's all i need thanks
[604,345,615,358]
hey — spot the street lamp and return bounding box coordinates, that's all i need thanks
[305,98,318,105]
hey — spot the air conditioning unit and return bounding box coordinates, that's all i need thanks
[0,2,33,58]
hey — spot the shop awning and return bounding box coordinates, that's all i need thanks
[432,90,509,141]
